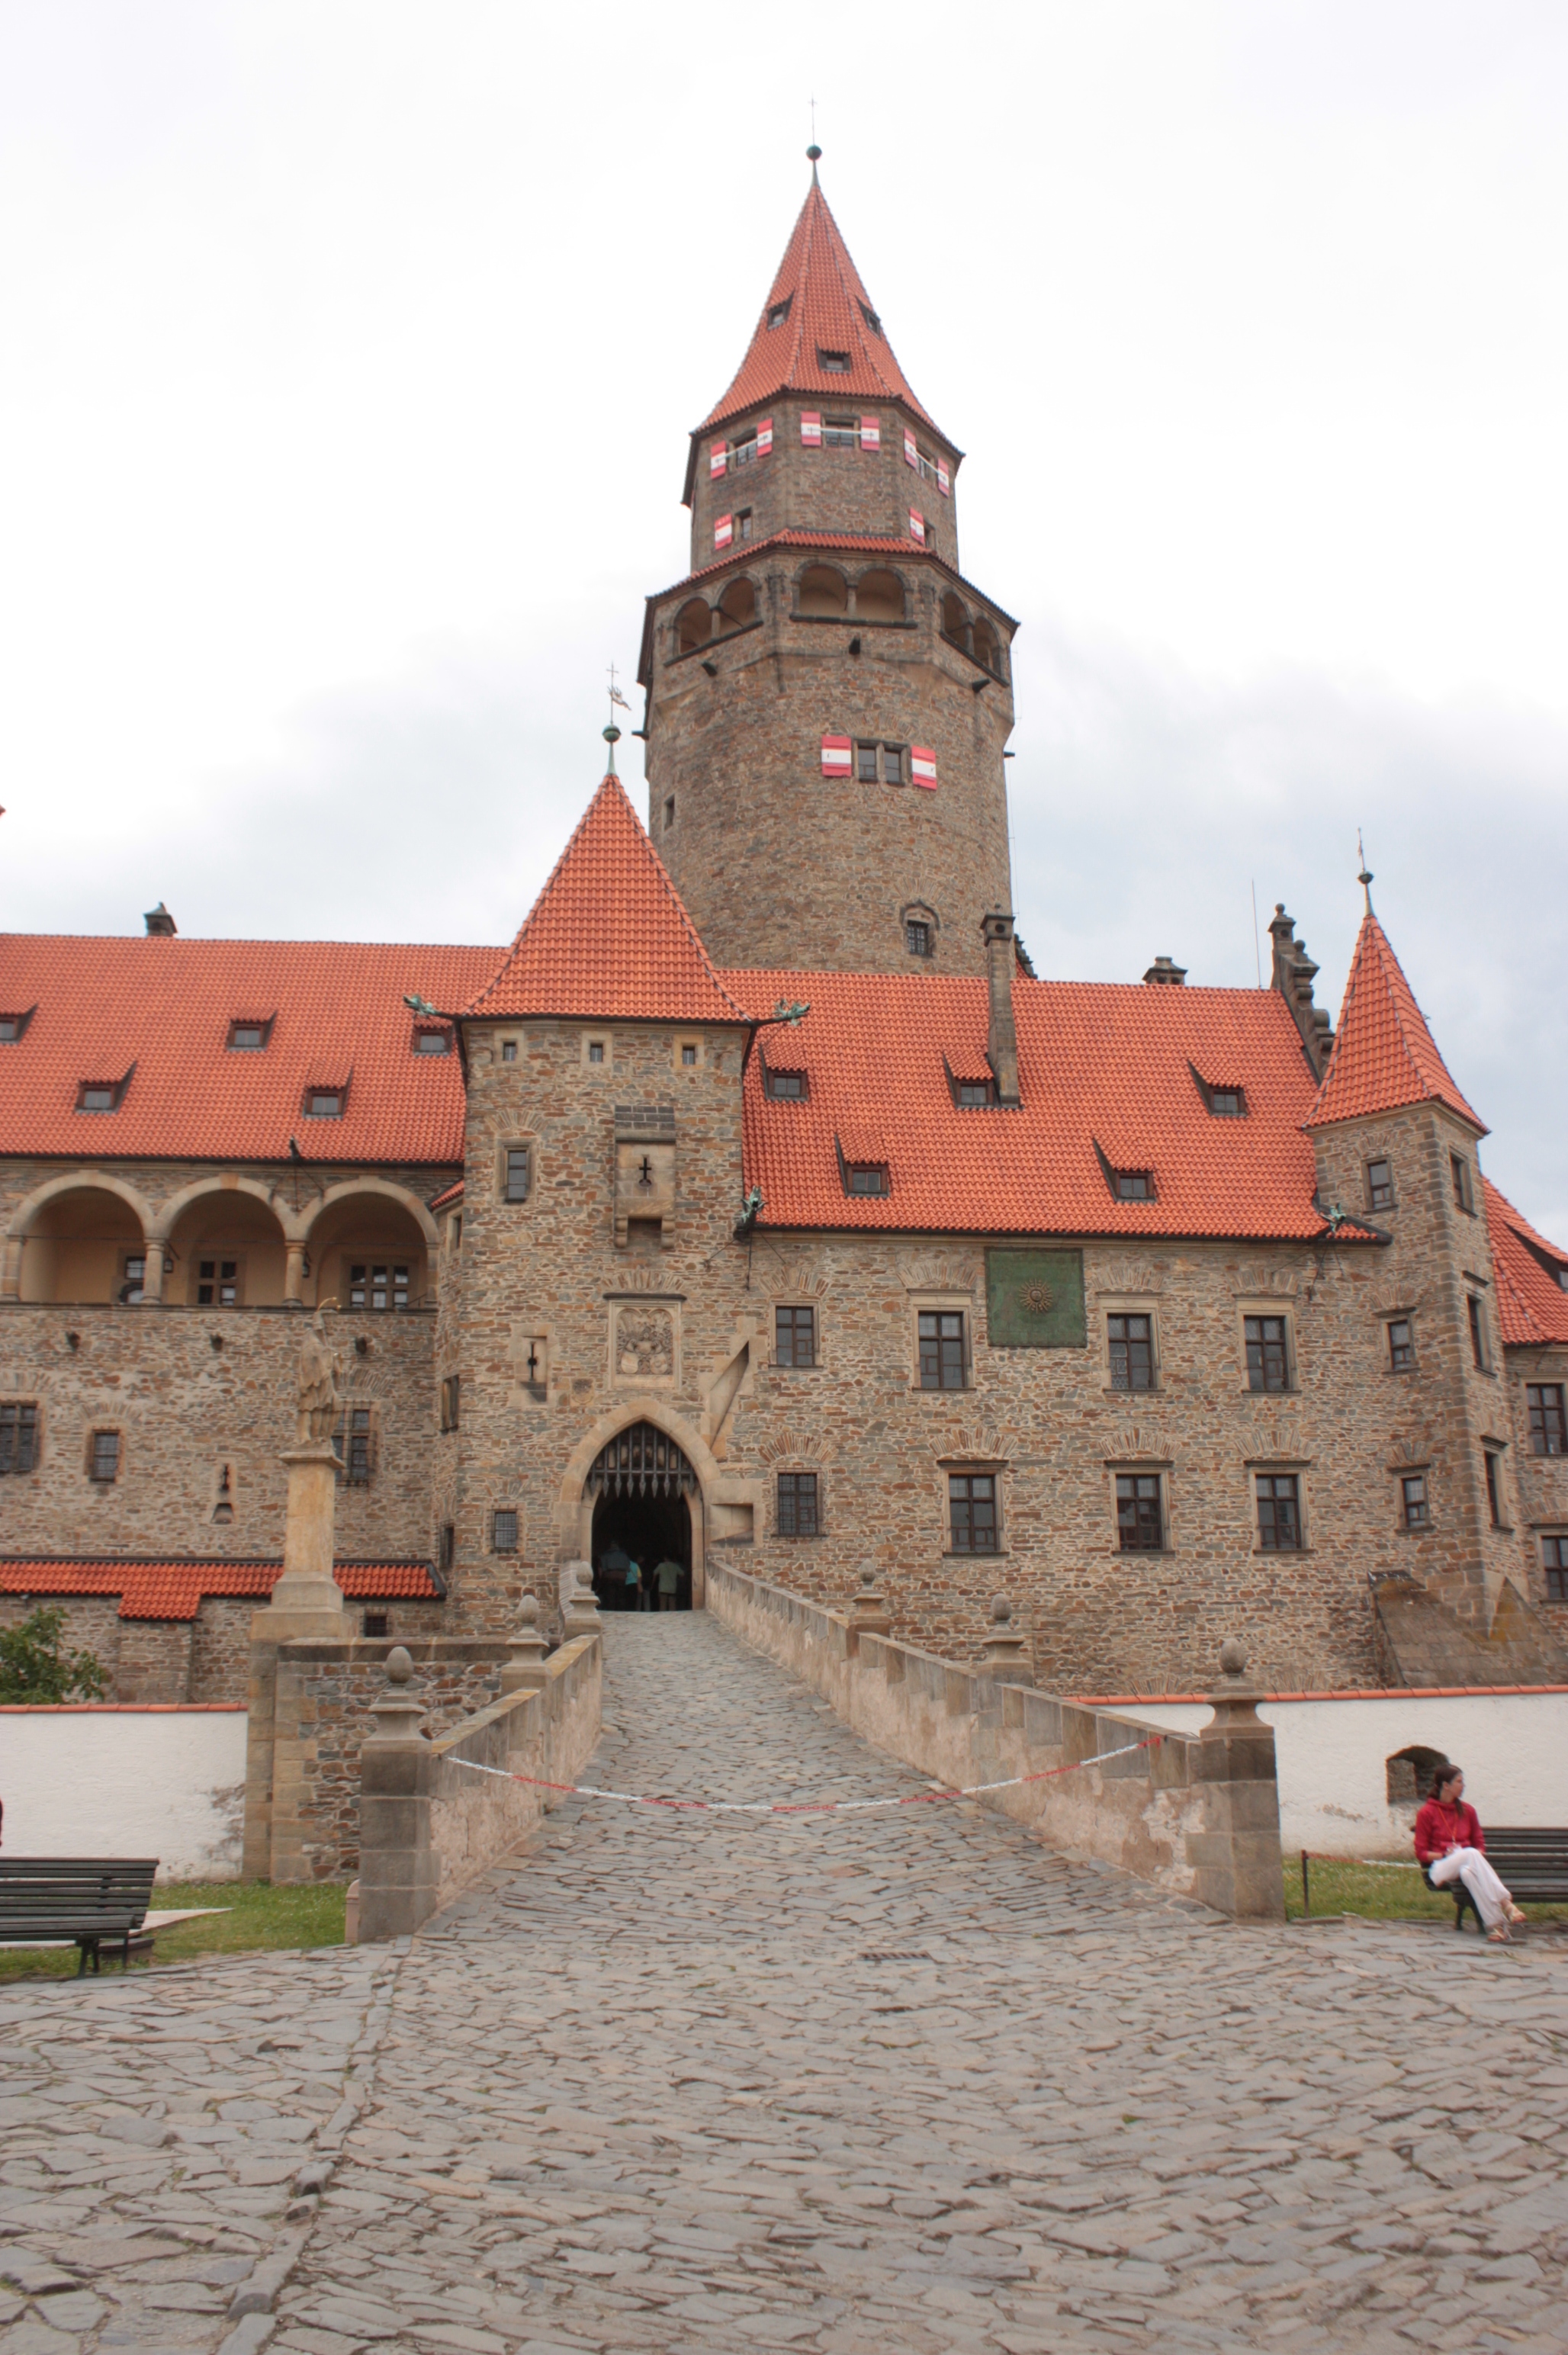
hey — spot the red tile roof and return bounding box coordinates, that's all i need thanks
[428,1179,464,1213]
[699,178,942,440]
[0,937,501,1165]
[0,1557,441,1621]
[1484,1178,1568,1348]
[464,774,751,1026]
[1308,913,1484,1133]
[722,969,1367,1242]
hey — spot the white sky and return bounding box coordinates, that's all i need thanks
[2,2,1565,1231]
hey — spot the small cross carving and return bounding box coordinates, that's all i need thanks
[638,1155,654,1190]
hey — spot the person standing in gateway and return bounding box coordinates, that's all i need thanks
[655,1557,681,1611]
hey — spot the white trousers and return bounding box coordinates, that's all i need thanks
[1428,1846,1512,1929]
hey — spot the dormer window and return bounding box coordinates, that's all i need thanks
[230,1023,266,1051]
[413,1030,450,1055]
[0,1009,34,1043]
[818,349,850,373]
[1204,1085,1244,1117]
[956,1081,994,1108]
[766,1068,808,1101]
[306,1088,344,1119]
[846,1165,888,1197]
[767,297,792,329]
[1117,1171,1153,1201]
[77,1076,127,1113]
[860,301,882,337]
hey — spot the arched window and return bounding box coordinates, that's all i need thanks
[941,591,971,649]
[18,1184,147,1306]
[1386,1746,1451,1812]
[717,576,757,631]
[854,569,905,623]
[797,564,849,617]
[676,599,712,655]
[972,618,1002,676]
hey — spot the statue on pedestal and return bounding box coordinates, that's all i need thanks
[296,1307,339,1446]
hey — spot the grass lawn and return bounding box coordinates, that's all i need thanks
[1286,1854,1568,1929]
[0,1879,345,1985]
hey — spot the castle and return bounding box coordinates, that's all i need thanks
[3,162,1566,1703]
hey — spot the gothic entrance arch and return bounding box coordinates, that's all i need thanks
[586,1421,698,1612]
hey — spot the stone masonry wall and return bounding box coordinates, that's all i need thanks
[688,400,964,575]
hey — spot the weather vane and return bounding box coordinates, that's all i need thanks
[604,660,631,769]
[808,96,820,174]
[1357,830,1374,914]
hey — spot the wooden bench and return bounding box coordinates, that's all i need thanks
[0,1858,159,1974]
[1425,1828,1568,1930]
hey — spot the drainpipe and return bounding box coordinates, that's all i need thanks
[982,913,1021,1107]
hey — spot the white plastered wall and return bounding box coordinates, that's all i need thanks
[0,1706,248,1878]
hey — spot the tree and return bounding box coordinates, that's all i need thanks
[0,1606,109,1704]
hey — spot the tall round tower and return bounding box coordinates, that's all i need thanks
[637,158,1017,978]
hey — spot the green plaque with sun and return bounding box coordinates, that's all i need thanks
[985,1248,1087,1349]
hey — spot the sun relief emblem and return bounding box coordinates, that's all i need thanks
[617,1307,674,1380]
[1019,1281,1055,1318]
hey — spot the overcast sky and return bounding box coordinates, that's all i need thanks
[2,3,1565,1234]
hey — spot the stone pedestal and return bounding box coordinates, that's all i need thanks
[500,1598,550,1697]
[561,1561,603,1643]
[847,1569,892,1652]
[1190,1637,1285,1922]
[981,1594,1032,1684]
[243,1436,354,1881]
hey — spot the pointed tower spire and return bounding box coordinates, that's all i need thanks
[1307,912,1485,1132]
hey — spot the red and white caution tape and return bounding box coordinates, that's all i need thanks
[446,1734,1157,1816]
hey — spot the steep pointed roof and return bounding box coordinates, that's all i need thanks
[1485,1177,1568,1347]
[699,175,940,439]
[1307,912,1485,1133]
[462,774,750,1025]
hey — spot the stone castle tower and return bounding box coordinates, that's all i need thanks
[637,158,1017,978]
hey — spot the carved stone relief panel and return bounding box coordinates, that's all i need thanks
[611,1300,678,1388]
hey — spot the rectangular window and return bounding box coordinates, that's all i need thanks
[1483,1451,1502,1528]
[90,1429,120,1483]
[120,1253,146,1304]
[1245,1314,1290,1393]
[766,1068,807,1100]
[856,740,879,782]
[1467,1294,1488,1370]
[905,920,932,958]
[349,1263,410,1312]
[681,1043,698,1066]
[79,1084,116,1113]
[362,1611,389,1638]
[197,1257,242,1307]
[664,798,676,833]
[1387,1318,1414,1370]
[918,1310,966,1390]
[587,1041,606,1065]
[492,1508,519,1553]
[228,1022,267,1051]
[845,1164,888,1196]
[1543,1534,1568,1602]
[956,1080,993,1106]
[1402,1473,1430,1528]
[307,1090,342,1118]
[413,1030,449,1055]
[1117,1171,1152,1200]
[501,1039,518,1062]
[1367,1158,1394,1211]
[949,1472,998,1554]
[0,1402,39,1476]
[439,1375,460,1432]
[1451,1153,1474,1213]
[777,1471,819,1536]
[1108,1312,1154,1393]
[505,1145,532,1202]
[1528,1383,1567,1457]
[1208,1088,1243,1117]
[822,413,857,444]
[1256,1472,1302,1552]
[736,509,753,541]
[1116,1473,1163,1550]
[775,1304,817,1368]
[336,1406,372,1486]
[882,742,906,784]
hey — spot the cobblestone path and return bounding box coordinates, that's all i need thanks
[5,1613,1568,2355]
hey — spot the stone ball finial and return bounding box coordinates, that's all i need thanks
[386,1645,414,1687]
[517,1595,538,1626]
[859,1566,879,1591]
[1219,1636,1248,1679]
[991,1594,1012,1625]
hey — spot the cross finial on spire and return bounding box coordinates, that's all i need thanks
[807,97,821,181]
[1357,829,1374,914]
[604,660,631,773]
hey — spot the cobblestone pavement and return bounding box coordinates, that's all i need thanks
[6,1613,1568,2355]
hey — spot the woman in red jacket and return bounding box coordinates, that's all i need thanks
[1414,1765,1527,1942]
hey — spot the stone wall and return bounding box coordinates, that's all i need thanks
[706,1557,1284,1921]
[687,400,964,575]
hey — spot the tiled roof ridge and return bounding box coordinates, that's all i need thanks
[1308,912,1485,1133]
[0,933,505,954]
[463,773,750,1025]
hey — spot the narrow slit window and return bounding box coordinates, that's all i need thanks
[1451,1154,1475,1213]
[336,1406,373,1486]
[1484,1451,1502,1528]
[1467,1295,1488,1370]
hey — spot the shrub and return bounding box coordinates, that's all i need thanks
[0,1606,109,1704]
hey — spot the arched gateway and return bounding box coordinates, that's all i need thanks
[586,1422,698,1612]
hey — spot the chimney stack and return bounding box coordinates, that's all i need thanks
[981,913,1020,1106]
[143,903,176,937]
[1143,955,1187,985]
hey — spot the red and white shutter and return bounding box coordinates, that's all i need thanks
[801,410,821,447]
[757,416,773,458]
[911,745,937,790]
[903,426,918,469]
[709,439,728,480]
[860,414,881,452]
[821,734,853,777]
[714,513,733,551]
[937,456,951,497]
[908,508,926,545]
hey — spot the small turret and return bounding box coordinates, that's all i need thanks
[1268,906,1332,1077]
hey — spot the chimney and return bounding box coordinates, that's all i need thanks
[1268,904,1333,1078]
[1142,955,1187,985]
[143,902,176,937]
[981,913,1020,1106]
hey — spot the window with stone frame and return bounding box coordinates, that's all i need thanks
[1116,1472,1163,1550]
[503,1144,532,1203]
[1528,1383,1566,1457]
[1255,1473,1302,1552]
[776,1471,819,1537]
[1451,1153,1475,1214]
[492,1508,519,1553]
[948,1472,998,1554]
[918,1309,966,1390]
[905,918,933,959]
[439,1375,460,1433]
[196,1255,243,1307]
[1108,1313,1155,1393]
[89,1429,121,1483]
[1483,1450,1504,1528]
[348,1262,410,1313]
[1543,1534,1568,1602]
[1367,1158,1395,1211]
[439,1523,455,1574]
[775,1303,817,1368]
[1245,1314,1290,1393]
[1467,1294,1489,1371]
[335,1405,374,1486]
[0,1402,39,1476]
[1402,1473,1430,1528]
[1387,1318,1415,1371]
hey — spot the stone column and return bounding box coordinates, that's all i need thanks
[1188,1638,1285,1922]
[140,1244,166,1305]
[357,1648,437,1942]
[284,1242,307,1307]
[1,1233,21,1302]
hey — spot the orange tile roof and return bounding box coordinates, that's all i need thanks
[0,937,502,1165]
[1308,913,1484,1133]
[429,1178,464,1212]
[464,774,751,1026]
[0,1557,441,1621]
[1484,1178,1568,1348]
[699,178,942,440]
[721,969,1367,1242]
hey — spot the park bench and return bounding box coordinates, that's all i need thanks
[0,1858,159,1974]
[1424,1827,1568,1931]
